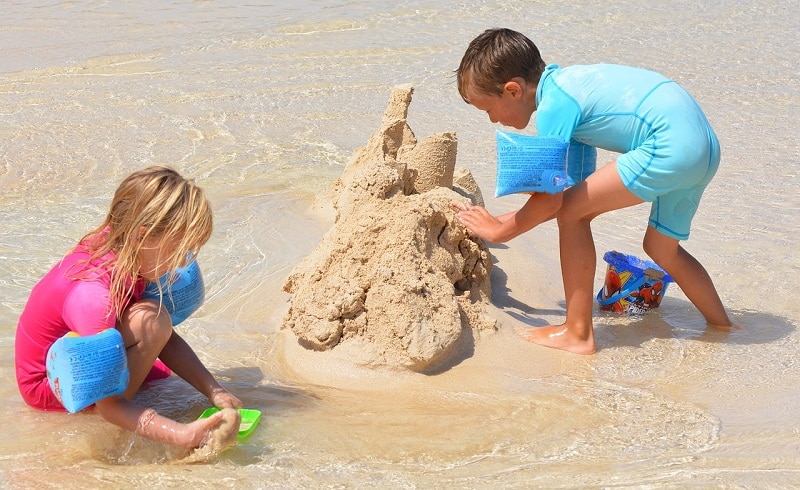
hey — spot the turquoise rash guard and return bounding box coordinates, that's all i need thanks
[535,63,720,240]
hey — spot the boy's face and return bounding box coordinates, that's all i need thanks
[466,79,536,130]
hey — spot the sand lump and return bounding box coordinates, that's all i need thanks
[282,85,495,373]
[175,408,240,464]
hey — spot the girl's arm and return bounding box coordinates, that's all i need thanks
[157,331,243,409]
[95,395,224,448]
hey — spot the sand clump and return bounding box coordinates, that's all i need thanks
[282,84,495,373]
[175,408,241,464]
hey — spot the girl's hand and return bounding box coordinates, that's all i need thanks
[210,388,243,410]
[184,411,224,448]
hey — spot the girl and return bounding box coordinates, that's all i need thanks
[15,165,242,449]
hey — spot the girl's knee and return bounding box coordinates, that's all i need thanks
[121,299,173,346]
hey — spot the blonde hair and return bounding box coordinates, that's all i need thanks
[75,165,213,319]
[456,28,546,103]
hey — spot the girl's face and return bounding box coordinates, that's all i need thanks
[466,78,537,130]
[138,234,184,282]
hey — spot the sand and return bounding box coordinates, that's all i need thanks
[282,85,495,373]
[175,408,241,464]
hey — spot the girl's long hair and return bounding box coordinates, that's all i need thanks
[75,165,213,319]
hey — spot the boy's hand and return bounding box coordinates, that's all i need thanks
[450,201,503,243]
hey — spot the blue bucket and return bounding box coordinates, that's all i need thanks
[596,251,673,315]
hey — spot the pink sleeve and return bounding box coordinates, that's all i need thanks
[62,280,118,336]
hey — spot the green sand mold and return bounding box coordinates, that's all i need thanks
[198,407,262,441]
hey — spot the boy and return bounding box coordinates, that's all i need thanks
[451,28,732,354]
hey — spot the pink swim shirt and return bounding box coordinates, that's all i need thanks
[15,245,144,411]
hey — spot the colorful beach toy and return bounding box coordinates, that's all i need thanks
[596,250,674,315]
[198,407,262,441]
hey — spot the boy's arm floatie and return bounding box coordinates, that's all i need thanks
[495,131,569,197]
[566,139,597,186]
[494,131,598,197]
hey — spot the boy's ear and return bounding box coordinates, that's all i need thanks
[503,77,528,98]
[502,79,524,99]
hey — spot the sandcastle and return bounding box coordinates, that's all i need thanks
[282,85,495,373]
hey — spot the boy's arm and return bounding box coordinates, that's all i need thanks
[452,192,562,243]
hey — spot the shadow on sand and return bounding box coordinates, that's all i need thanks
[488,258,795,353]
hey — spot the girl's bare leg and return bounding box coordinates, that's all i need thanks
[117,299,173,398]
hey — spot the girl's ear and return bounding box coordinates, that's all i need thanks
[136,225,149,242]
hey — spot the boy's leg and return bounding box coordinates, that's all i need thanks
[117,299,173,399]
[515,161,642,353]
[642,227,732,328]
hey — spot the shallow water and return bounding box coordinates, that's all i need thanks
[1,0,799,488]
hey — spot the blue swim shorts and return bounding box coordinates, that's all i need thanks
[616,83,720,241]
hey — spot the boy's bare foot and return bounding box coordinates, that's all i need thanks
[707,322,744,333]
[514,324,596,354]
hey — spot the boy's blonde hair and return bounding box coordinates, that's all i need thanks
[76,165,213,319]
[456,28,546,102]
